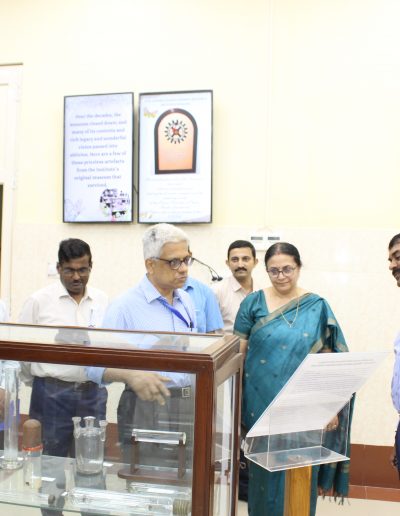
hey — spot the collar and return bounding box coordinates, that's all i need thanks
[57,281,91,301]
[229,275,251,293]
[141,275,182,304]
[183,277,195,292]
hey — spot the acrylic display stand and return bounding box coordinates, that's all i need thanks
[243,351,388,515]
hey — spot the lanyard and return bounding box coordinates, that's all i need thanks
[158,298,194,331]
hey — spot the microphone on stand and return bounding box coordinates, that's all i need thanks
[193,257,223,282]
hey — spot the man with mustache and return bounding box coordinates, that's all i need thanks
[213,240,260,333]
[388,233,400,479]
[18,239,108,455]
[18,238,108,516]
[212,239,260,501]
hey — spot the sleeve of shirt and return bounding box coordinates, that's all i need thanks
[392,344,400,412]
[204,289,224,332]
[86,364,105,385]
[233,295,254,339]
[18,296,39,324]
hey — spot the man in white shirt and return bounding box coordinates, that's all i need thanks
[213,240,260,333]
[212,239,260,501]
[18,239,108,462]
[388,233,400,478]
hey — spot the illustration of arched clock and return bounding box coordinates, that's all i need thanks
[154,108,197,174]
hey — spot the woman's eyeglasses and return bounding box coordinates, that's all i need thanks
[267,266,297,278]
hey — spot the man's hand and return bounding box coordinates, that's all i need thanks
[103,369,171,405]
[125,371,171,405]
[0,388,5,420]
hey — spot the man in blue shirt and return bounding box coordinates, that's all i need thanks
[88,223,197,392]
[183,277,223,333]
[388,233,400,478]
[88,223,198,466]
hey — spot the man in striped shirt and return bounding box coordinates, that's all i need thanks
[87,223,197,466]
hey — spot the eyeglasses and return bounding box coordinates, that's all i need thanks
[60,267,91,278]
[267,266,297,278]
[153,256,194,270]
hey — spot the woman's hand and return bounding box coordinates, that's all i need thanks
[325,415,339,431]
[390,445,398,469]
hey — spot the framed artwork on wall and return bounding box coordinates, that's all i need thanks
[138,90,213,223]
[63,92,133,223]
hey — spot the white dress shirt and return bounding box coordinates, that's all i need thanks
[212,275,262,333]
[18,281,108,382]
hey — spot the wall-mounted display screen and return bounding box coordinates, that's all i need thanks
[63,92,133,223]
[138,90,212,223]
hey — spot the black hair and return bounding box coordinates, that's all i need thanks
[264,242,302,268]
[227,240,256,259]
[388,233,400,250]
[58,238,92,267]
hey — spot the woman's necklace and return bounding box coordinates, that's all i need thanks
[279,296,300,328]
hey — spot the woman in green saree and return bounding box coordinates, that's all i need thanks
[234,242,351,516]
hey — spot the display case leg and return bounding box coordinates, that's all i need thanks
[283,466,312,516]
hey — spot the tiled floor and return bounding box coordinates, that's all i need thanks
[238,498,400,515]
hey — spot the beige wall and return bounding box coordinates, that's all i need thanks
[1,0,400,446]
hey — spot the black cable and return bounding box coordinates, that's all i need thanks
[192,257,223,282]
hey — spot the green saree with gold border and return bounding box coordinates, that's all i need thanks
[234,292,351,516]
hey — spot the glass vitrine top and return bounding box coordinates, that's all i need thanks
[0,323,223,354]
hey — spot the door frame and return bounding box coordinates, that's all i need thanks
[0,64,22,311]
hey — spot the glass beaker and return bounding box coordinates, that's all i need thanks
[72,416,107,475]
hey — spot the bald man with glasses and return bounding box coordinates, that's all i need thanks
[87,223,198,466]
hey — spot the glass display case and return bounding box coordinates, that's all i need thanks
[0,323,242,515]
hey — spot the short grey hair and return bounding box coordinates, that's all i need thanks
[142,223,190,260]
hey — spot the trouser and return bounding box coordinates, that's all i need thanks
[238,448,249,501]
[117,386,194,470]
[30,376,108,516]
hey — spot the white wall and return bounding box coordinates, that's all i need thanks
[1,0,400,446]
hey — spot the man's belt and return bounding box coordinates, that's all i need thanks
[123,385,192,399]
[169,386,191,399]
[37,377,99,391]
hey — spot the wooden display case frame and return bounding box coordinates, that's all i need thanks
[0,324,243,516]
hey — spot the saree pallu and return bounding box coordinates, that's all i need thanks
[236,292,351,516]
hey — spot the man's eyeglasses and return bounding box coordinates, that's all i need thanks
[60,267,91,278]
[267,266,297,278]
[153,256,194,270]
